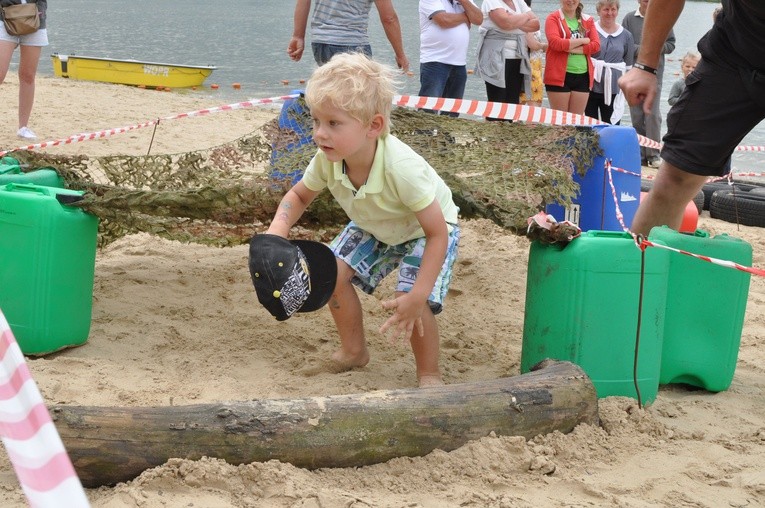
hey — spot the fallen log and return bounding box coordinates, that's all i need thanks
[51,360,597,487]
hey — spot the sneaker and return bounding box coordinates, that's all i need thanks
[647,156,662,169]
[17,126,37,140]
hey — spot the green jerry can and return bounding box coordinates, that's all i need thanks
[0,183,98,355]
[0,157,65,188]
[521,230,670,403]
[648,226,752,391]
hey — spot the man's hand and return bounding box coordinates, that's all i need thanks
[287,37,305,62]
[396,53,410,73]
[618,67,659,114]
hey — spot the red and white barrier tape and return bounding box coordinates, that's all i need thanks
[164,94,300,121]
[642,171,765,181]
[2,93,765,158]
[394,95,765,154]
[601,160,765,277]
[639,238,765,277]
[605,160,633,234]
[0,310,90,507]
[394,95,605,126]
[0,94,301,157]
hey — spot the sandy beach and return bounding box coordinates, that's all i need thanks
[1,74,764,507]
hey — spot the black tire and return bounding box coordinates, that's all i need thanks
[709,189,765,227]
[749,186,765,196]
[692,189,704,214]
[701,182,757,210]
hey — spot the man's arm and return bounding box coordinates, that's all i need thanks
[662,28,676,56]
[287,0,311,62]
[375,0,410,72]
[634,0,683,68]
[618,0,685,113]
[456,0,483,26]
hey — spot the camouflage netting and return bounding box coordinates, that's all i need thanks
[11,98,601,247]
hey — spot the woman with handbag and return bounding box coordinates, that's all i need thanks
[0,0,47,139]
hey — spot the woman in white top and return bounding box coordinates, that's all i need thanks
[475,0,540,120]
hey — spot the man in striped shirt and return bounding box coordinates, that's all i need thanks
[288,0,410,71]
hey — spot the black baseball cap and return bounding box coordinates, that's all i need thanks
[249,234,337,321]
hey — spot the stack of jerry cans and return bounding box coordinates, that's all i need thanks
[546,125,641,232]
[649,226,752,391]
[0,183,98,355]
[521,230,670,403]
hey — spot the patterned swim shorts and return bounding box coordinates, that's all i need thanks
[329,222,460,314]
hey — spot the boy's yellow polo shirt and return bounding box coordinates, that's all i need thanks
[302,134,459,246]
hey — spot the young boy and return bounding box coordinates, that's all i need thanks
[264,53,460,387]
[667,51,700,107]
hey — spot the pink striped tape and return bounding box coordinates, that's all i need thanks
[643,171,765,181]
[393,95,765,154]
[599,160,765,278]
[640,238,765,277]
[394,95,604,126]
[604,160,632,234]
[0,311,90,507]
[2,91,764,165]
[0,94,301,157]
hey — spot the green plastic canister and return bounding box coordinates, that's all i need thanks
[0,160,65,188]
[521,230,670,403]
[0,183,98,355]
[648,226,752,391]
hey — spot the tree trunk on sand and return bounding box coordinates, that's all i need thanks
[51,360,597,487]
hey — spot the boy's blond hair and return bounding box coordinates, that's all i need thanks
[305,52,398,135]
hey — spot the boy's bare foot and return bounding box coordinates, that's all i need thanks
[418,375,444,388]
[330,349,369,370]
[296,350,369,377]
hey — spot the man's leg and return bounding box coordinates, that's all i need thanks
[311,43,371,65]
[418,61,451,114]
[630,160,708,236]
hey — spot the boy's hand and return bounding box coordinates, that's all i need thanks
[379,294,425,344]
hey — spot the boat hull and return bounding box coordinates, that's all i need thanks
[51,53,216,88]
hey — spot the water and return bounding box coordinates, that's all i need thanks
[16,0,763,167]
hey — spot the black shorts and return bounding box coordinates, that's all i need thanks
[662,58,765,177]
[545,72,590,93]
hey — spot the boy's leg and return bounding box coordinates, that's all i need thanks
[396,226,460,387]
[328,259,369,369]
[404,296,442,387]
[328,223,393,370]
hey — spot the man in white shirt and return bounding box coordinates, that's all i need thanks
[418,0,483,116]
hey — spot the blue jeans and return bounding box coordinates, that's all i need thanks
[312,43,372,65]
[418,61,467,117]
